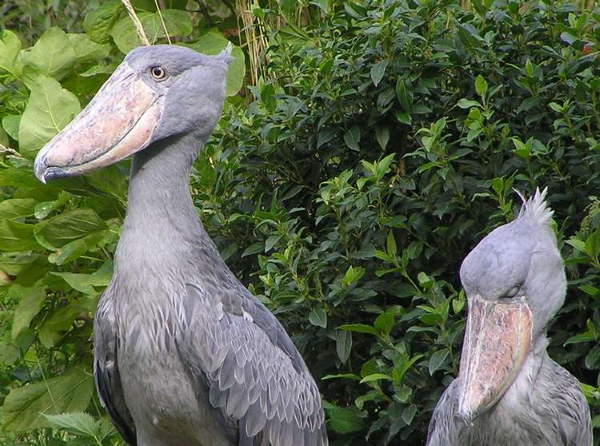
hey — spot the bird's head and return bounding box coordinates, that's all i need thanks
[34,44,231,182]
[456,188,565,422]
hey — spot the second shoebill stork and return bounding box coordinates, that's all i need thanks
[427,189,592,446]
[33,45,328,446]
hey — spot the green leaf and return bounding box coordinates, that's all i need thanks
[386,231,397,257]
[549,102,563,113]
[325,405,365,434]
[0,220,40,251]
[18,75,81,159]
[48,231,106,266]
[260,84,277,112]
[374,311,395,336]
[321,373,360,381]
[429,349,449,375]
[0,341,19,365]
[359,373,391,383]
[38,304,84,348]
[187,32,246,96]
[0,199,36,219]
[375,126,390,150]
[83,0,124,43]
[10,285,46,340]
[395,78,413,112]
[308,307,327,328]
[457,98,481,109]
[338,323,377,335]
[43,412,103,438]
[343,126,361,151]
[475,74,488,98]
[35,209,107,249]
[370,60,388,87]
[342,265,365,286]
[0,30,22,77]
[51,267,112,295]
[335,330,352,363]
[584,346,600,370]
[110,10,193,54]
[401,404,417,425]
[2,114,21,141]
[21,27,77,81]
[66,34,111,63]
[3,367,93,432]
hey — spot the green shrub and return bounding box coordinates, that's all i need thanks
[0,1,598,445]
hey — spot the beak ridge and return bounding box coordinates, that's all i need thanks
[457,294,532,421]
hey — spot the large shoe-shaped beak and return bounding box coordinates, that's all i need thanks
[34,63,163,183]
[457,294,532,422]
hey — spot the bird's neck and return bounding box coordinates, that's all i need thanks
[115,132,214,272]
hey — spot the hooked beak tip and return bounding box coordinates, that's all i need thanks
[34,156,48,184]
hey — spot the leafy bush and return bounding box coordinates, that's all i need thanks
[0,0,599,445]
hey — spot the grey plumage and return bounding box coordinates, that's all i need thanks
[427,189,592,446]
[34,45,327,446]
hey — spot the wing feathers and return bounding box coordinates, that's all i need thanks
[177,283,327,445]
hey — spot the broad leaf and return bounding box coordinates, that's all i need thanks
[3,367,94,432]
[0,30,22,77]
[35,209,107,249]
[11,285,46,339]
[18,75,81,158]
[0,220,40,251]
[21,27,77,80]
[0,199,36,219]
[83,0,124,43]
[38,304,85,348]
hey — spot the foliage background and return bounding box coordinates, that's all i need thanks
[0,0,599,444]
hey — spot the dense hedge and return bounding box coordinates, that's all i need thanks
[0,1,598,445]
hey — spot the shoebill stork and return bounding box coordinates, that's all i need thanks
[427,189,592,446]
[33,45,328,446]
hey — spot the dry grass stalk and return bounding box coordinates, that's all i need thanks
[154,0,172,44]
[236,0,269,85]
[121,0,151,45]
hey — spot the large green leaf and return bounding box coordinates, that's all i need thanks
[35,209,107,249]
[0,30,22,77]
[325,404,366,434]
[2,114,21,141]
[82,0,124,44]
[0,220,40,251]
[18,75,81,159]
[43,412,115,441]
[10,285,46,339]
[38,304,85,348]
[187,32,246,96]
[21,27,77,80]
[66,34,111,63]
[2,367,94,432]
[110,10,193,54]
[51,261,113,295]
[0,198,36,219]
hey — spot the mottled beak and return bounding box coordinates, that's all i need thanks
[34,63,163,183]
[457,294,532,422]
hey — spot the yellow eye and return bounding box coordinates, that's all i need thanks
[150,66,167,80]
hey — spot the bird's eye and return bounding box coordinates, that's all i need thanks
[150,66,168,81]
